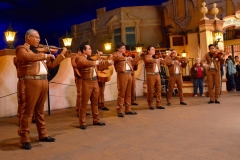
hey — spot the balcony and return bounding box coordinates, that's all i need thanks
[223,29,240,40]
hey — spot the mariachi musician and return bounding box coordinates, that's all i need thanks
[164,49,187,106]
[202,44,224,104]
[75,42,112,130]
[97,50,113,111]
[112,42,142,117]
[15,29,68,150]
[125,49,139,106]
[144,46,165,110]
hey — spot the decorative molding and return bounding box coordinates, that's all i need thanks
[0,49,15,56]
[126,13,140,20]
[106,15,118,34]
[190,0,197,11]
[162,0,172,17]
[173,0,191,29]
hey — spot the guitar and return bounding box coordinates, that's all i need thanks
[97,65,113,82]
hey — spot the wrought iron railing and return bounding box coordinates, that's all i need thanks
[223,29,240,40]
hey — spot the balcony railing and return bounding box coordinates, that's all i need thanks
[223,29,240,40]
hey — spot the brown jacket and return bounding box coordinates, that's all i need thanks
[15,43,65,77]
[164,55,182,75]
[190,64,206,79]
[75,54,110,79]
[71,53,81,79]
[143,54,161,73]
[202,52,223,71]
[112,51,141,73]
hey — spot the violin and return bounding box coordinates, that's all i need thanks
[36,44,70,54]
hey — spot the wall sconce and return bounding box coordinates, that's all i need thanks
[182,50,187,58]
[135,46,142,53]
[166,49,170,55]
[213,30,222,46]
[104,43,111,51]
[62,31,73,49]
[4,24,17,49]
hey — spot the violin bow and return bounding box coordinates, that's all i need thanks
[45,39,52,54]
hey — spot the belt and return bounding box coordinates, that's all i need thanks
[146,72,159,75]
[118,70,132,74]
[170,73,181,76]
[209,68,216,70]
[82,76,97,81]
[19,75,48,80]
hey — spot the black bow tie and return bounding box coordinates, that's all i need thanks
[29,45,38,54]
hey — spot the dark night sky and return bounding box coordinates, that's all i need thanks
[0,0,167,49]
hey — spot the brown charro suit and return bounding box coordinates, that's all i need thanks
[164,55,184,103]
[112,51,141,114]
[144,54,162,108]
[16,43,65,144]
[75,54,110,126]
[202,52,223,101]
[71,53,82,116]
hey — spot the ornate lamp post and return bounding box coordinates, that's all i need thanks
[104,43,111,51]
[213,30,222,47]
[62,31,73,49]
[135,46,142,53]
[4,24,17,49]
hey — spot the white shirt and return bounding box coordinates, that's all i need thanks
[37,61,48,75]
[210,58,215,68]
[154,64,159,73]
[175,65,180,74]
[125,61,131,70]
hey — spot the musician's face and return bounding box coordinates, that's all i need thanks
[27,31,40,47]
[118,46,126,54]
[209,46,215,53]
[195,60,200,66]
[148,47,155,55]
[171,50,177,57]
[83,45,92,56]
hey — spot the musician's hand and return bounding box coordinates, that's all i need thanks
[47,54,55,61]
[95,60,100,66]
[159,58,164,61]
[108,54,113,60]
[204,64,209,69]
[97,50,103,55]
[108,59,113,65]
[61,47,68,57]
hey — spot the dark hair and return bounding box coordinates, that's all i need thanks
[116,41,125,49]
[208,44,215,50]
[228,56,235,64]
[77,45,81,52]
[235,56,239,59]
[146,46,154,54]
[80,42,89,53]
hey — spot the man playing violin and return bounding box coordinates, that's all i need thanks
[164,49,187,106]
[202,44,224,104]
[144,46,165,110]
[75,42,112,129]
[112,42,142,117]
[15,29,68,150]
